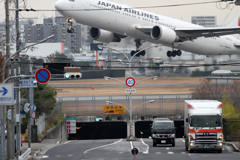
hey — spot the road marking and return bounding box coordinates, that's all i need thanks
[42,155,49,158]
[155,152,161,154]
[84,139,123,154]
[64,141,70,144]
[181,152,186,154]
[140,138,149,154]
[68,154,73,157]
[130,141,133,150]
[168,152,174,154]
[166,147,170,150]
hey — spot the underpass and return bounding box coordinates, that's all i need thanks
[68,120,184,140]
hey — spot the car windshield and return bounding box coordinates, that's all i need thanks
[190,115,221,127]
[154,122,173,129]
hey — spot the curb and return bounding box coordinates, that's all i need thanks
[57,139,64,144]
[223,142,240,152]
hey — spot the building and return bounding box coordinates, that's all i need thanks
[191,16,216,27]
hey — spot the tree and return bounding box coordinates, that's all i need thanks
[21,83,57,118]
[192,78,240,110]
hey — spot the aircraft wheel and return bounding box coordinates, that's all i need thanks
[177,50,182,56]
[136,50,140,57]
[167,51,172,57]
[131,51,135,57]
[172,51,177,57]
[140,50,146,56]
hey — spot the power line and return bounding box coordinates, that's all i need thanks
[15,1,222,12]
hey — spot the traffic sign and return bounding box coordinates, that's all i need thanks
[0,83,14,105]
[20,109,25,115]
[103,105,125,115]
[24,103,30,113]
[125,89,136,93]
[31,105,36,111]
[126,77,135,87]
[31,111,36,119]
[66,117,76,134]
[35,68,51,84]
[20,79,37,88]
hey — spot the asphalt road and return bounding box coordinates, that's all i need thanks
[35,138,240,160]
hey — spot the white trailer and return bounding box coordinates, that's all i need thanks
[184,100,224,153]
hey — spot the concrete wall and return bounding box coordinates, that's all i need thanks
[46,121,67,140]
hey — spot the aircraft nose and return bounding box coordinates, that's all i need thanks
[55,0,65,11]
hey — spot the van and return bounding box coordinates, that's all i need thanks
[151,118,176,147]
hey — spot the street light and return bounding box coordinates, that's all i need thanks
[0,35,54,160]
[1,35,54,80]
[106,100,155,139]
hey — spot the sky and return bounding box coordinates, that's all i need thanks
[0,0,240,26]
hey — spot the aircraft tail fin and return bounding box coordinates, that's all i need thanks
[227,13,240,39]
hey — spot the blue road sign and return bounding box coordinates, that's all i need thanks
[20,109,25,115]
[0,87,8,96]
[0,84,14,105]
[35,68,51,84]
[20,79,37,87]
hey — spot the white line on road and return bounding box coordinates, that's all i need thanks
[42,155,49,158]
[84,139,123,154]
[141,138,149,154]
[130,141,133,150]
[168,152,174,154]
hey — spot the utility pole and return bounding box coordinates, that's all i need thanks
[5,0,12,159]
[15,0,21,159]
[28,60,33,149]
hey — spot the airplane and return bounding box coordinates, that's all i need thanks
[55,0,240,58]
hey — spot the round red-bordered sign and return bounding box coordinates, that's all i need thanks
[126,77,135,87]
[35,68,51,84]
[31,111,36,119]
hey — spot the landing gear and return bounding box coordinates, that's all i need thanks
[66,18,74,33]
[130,39,146,57]
[166,50,182,57]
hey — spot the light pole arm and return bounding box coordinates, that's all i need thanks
[135,76,157,86]
[131,58,154,68]
[132,100,155,112]
[3,75,35,83]
[101,46,130,62]
[1,35,54,80]
[106,101,130,114]
[104,77,125,85]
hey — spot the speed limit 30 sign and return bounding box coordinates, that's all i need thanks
[126,77,135,87]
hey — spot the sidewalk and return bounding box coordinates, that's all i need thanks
[21,139,64,159]
[224,141,240,152]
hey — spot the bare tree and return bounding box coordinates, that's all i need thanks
[191,78,240,109]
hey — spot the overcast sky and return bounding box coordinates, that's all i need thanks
[1,0,240,26]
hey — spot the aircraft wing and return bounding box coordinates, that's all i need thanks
[135,25,240,41]
[175,27,240,39]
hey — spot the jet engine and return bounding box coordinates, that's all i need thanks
[90,27,121,43]
[151,25,179,44]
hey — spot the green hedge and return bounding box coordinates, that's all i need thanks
[191,71,212,77]
[81,70,125,79]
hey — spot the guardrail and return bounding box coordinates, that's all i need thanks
[19,148,31,160]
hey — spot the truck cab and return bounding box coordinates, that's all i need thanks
[151,118,176,147]
[184,100,223,153]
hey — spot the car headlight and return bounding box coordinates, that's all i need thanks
[152,134,156,138]
[219,134,223,140]
[168,134,175,138]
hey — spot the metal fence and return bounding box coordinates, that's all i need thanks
[224,119,240,141]
[57,94,192,117]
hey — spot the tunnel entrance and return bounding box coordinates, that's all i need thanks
[68,122,127,140]
[135,120,184,138]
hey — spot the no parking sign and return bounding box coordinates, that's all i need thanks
[35,68,51,84]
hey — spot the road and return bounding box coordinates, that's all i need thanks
[35,138,239,160]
